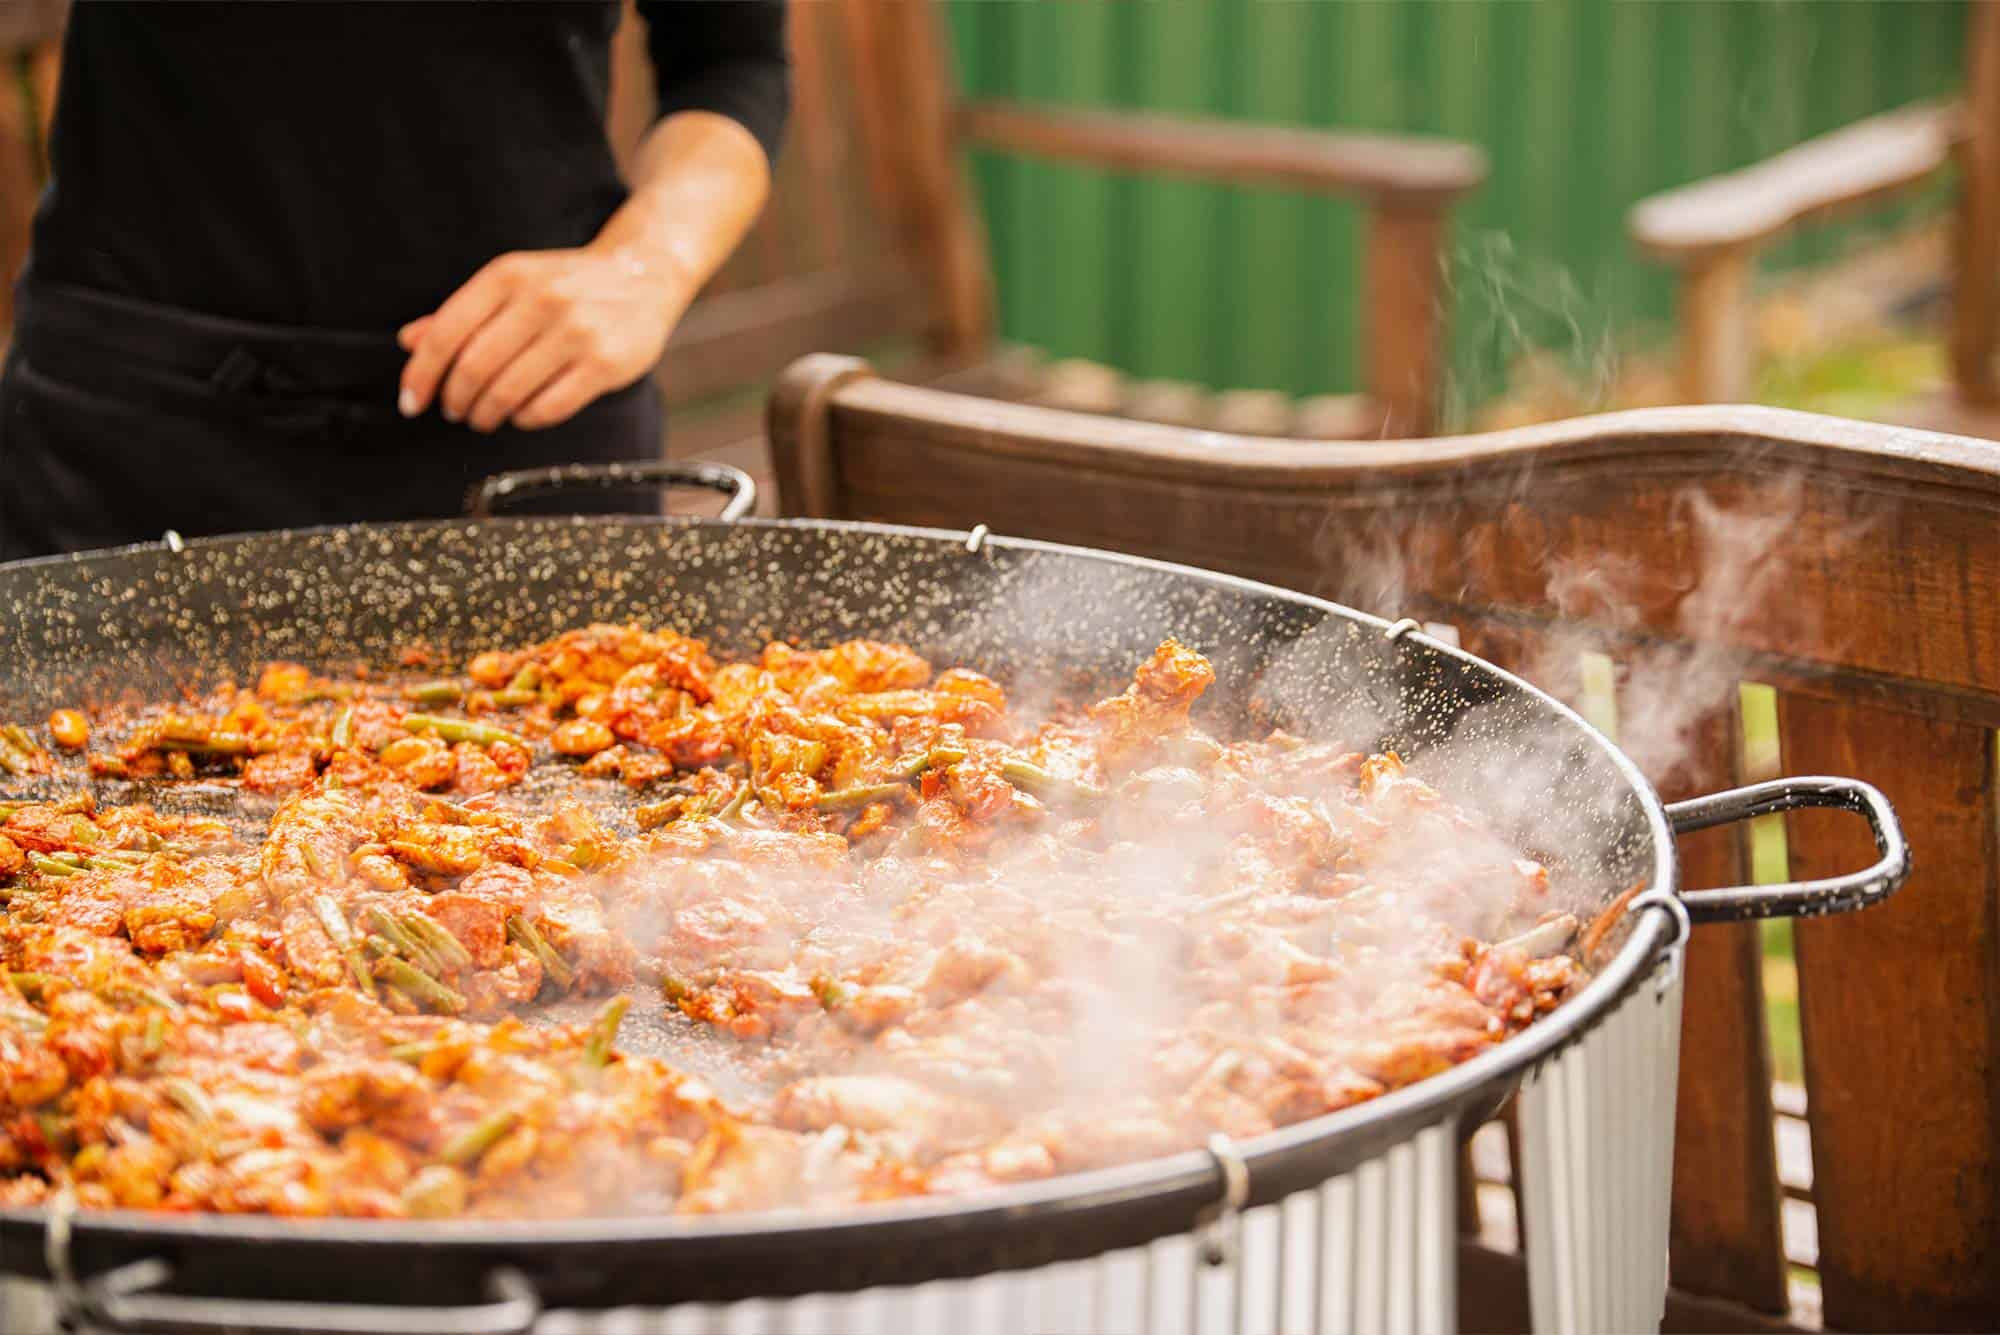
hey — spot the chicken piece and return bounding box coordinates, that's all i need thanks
[772,1075,988,1159]
[676,1122,805,1214]
[242,750,319,794]
[298,1059,438,1141]
[0,1017,68,1107]
[1088,638,1216,766]
[922,938,1033,1004]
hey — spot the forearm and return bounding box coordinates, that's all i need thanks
[589,110,773,318]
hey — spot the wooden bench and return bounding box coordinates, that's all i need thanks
[771,351,2000,1333]
[1628,0,1998,437]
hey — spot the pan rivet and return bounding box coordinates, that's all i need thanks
[1384,617,1421,642]
[161,530,186,555]
[964,524,990,554]
[1196,1132,1250,1267]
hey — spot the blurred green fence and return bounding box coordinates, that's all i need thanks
[946,0,1970,422]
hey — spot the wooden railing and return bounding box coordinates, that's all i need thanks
[771,353,2000,1333]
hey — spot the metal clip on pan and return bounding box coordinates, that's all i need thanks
[465,459,757,522]
[1665,775,1908,923]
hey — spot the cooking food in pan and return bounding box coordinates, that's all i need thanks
[0,626,1595,1221]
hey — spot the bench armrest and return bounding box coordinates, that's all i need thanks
[960,99,1486,206]
[1629,100,1959,264]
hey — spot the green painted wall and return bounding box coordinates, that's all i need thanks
[946,0,1970,422]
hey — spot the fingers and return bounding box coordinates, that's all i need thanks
[511,365,603,432]
[435,298,552,426]
[397,259,515,417]
[464,334,573,434]
[396,315,434,351]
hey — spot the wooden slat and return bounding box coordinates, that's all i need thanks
[1779,696,2000,1331]
[1952,0,2000,405]
[1663,717,1791,1313]
[1363,203,1445,435]
[783,0,851,278]
[839,0,991,357]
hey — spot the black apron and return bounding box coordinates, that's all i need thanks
[0,274,662,562]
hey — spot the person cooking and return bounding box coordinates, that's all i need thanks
[0,0,788,561]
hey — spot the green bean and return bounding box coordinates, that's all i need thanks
[48,851,82,866]
[142,1011,165,1056]
[814,781,910,812]
[28,854,80,878]
[505,916,574,990]
[892,745,967,780]
[0,800,27,818]
[400,910,472,970]
[0,735,36,776]
[386,1038,445,1064]
[998,758,1105,804]
[505,664,542,693]
[715,783,751,822]
[485,689,538,708]
[0,725,37,755]
[101,983,179,1012]
[582,996,629,1068]
[313,895,377,999]
[9,972,51,1001]
[329,706,355,750]
[375,957,466,1014]
[401,715,525,749]
[438,1108,519,1166]
[366,907,443,975]
[159,1076,213,1125]
[401,680,466,706]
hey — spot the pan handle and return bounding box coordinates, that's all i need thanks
[465,459,757,521]
[60,1258,539,1335]
[1665,776,1908,923]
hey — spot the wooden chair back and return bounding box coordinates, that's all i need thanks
[771,351,2000,1334]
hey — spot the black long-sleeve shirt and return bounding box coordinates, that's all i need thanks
[27,1,790,330]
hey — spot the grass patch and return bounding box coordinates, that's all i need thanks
[1741,682,1805,1087]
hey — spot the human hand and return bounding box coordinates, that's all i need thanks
[397,243,691,433]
